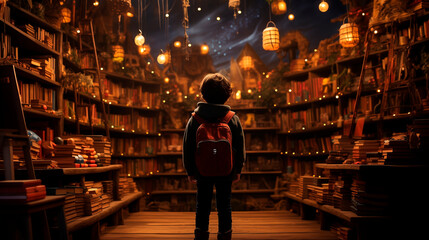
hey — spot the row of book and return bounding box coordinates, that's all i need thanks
[19,81,56,110]
[280,104,339,131]
[120,158,158,177]
[16,22,56,50]
[118,176,138,199]
[111,137,157,156]
[158,134,182,153]
[287,137,332,155]
[284,76,337,104]
[20,57,56,81]
[245,132,278,151]
[63,99,103,126]
[102,78,160,108]
[108,113,158,132]
[0,179,46,203]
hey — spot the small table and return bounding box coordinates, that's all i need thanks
[0,195,67,240]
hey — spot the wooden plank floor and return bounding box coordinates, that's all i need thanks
[101,211,337,240]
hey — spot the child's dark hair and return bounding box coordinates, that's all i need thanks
[200,73,232,104]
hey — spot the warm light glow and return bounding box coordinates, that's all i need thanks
[238,10,242,14]
[76,29,81,34]
[374,29,378,34]
[157,53,166,64]
[61,8,72,23]
[235,90,242,100]
[239,56,254,70]
[165,13,169,18]
[93,1,99,6]
[112,45,125,62]
[271,0,287,15]
[164,77,170,83]
[216,16,221,21]
[362,12,365,16]
[319,0,329,12]
[127,11,134,18]
[247,89,252,94]
[288,13,295,21]
[138,44,151,56]
[197,7,202,11]
[188,43,192,47]
[339,22,359,48]
[134,32,145,46]
[262,21,280,51]
[174,41,182,48]
[201,44,209,55]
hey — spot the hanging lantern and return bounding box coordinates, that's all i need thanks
[134,30,145,46]
[61,8,71,23]
[319,0,329,12]
[271,0,287,15]
[200,44,209,55]
[157,53,166,65]
[288,13,295,21]
[174,41,182,48]
[138,44,151,55]
[339,18,359,48]
[112,45,125,62]
[239,56,254,70]
[228,0,240,8]
[262,21,280,51]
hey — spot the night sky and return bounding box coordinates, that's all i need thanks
[130,0,347,71]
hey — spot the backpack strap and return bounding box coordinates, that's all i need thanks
[192,111,235,124]
[191,112,206,124]
[220,111,235,123]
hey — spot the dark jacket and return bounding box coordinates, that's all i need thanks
[182,102,246,177]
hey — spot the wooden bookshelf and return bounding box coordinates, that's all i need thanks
[246,150,281,154]
[151,189,275,195]
[278,124,340,136]
[13,64,61,87]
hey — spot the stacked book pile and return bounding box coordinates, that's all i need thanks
[288,182,299,196]
[30,99,52,112]
[330,225,352,240]
[307,184,329,204]
[20,58,42,74]
[118,176,127,198]
[53,143,82,168]
[102,180,113,200]
[91,135,112,165]
[0,179,46,203]
[12,141,40,162]
[333,175,352,211]
[126,178,138,193]
[296,176,315,199]
[84,181,102,216]
[351,178,389,216]
[64,194,77,223]
[352,140,381,163]
[18,24,35,38]
[79,137,99,167]
[326,173,337,206]
[327,135,354,163]
[382,134,411,165]
[101,195,110,210]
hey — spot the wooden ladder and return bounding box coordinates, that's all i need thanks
[0,65,36,180]
[78,19,110,138]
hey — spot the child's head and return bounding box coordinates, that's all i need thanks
[200,73,232,104]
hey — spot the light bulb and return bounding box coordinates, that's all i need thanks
[134,31,145,46]
[288,14,295,21]
[319,1,329,12]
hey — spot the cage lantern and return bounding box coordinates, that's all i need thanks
[339,19,359,48]
[112,45,125,62]
[61,8,71,23]
[271,0,287,15]
[262,21,280,51]
[239,56,254,70]
[319,0,329,12]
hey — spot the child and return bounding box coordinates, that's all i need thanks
[183,73,245,240]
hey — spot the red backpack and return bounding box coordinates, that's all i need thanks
[192,111,235,177]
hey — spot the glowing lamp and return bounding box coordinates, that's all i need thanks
[138,44,151,55]
[93,1,99,6]
[134,31,145,46]
[61,8,71,23]
[319,1,329,12]
[239,56,254,70]
[271,0,287,15]
[157,53,166,65]
[288,13,295,21]
[262,21,280,51]
[339,20,359,48]
[200,44,209,55]
[174,41,181,48]
[112,45,124,63]
[228,0,240,8]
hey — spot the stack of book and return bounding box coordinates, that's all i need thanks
[102,180,113,199]
[20,58,42,74]
[12,141,40,162]
[80,137,99,167]
[333,175,352,211]
[307,183,329,204]
[53,144,82,168]
[91,135,112,165]
[296,176,315,199]
[352,140,381,163]
[351,178,389,216]
[325,173,337,206]
[101,195,110,210]
[64,194,77,223]
[0,179,46,203]
[118,176,127,198]
[84,188,102,216]
[331,226,352,240]
[18,24,35,38]
[127,178,138,193]
[382,137,411,165]
[332,135,354,154]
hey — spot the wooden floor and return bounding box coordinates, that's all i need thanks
[101,211,337,240]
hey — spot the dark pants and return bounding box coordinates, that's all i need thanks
[196,177,232,233]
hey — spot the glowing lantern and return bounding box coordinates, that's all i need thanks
[319,0,329,12]
[112,45,124,62]
[262,21,279,51]
[339,19,359,48]
[271,0,287,15]
[239,56,254,70]
[134,31,145,46]
[61,8,71,23]
[200,44,209,55]
[288,13,295,21]
[138,44,151,55]
[157,53,166,65]
[174,41,181,48]
[228,0,240,8]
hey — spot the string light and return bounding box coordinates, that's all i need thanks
[288,13,295,21]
